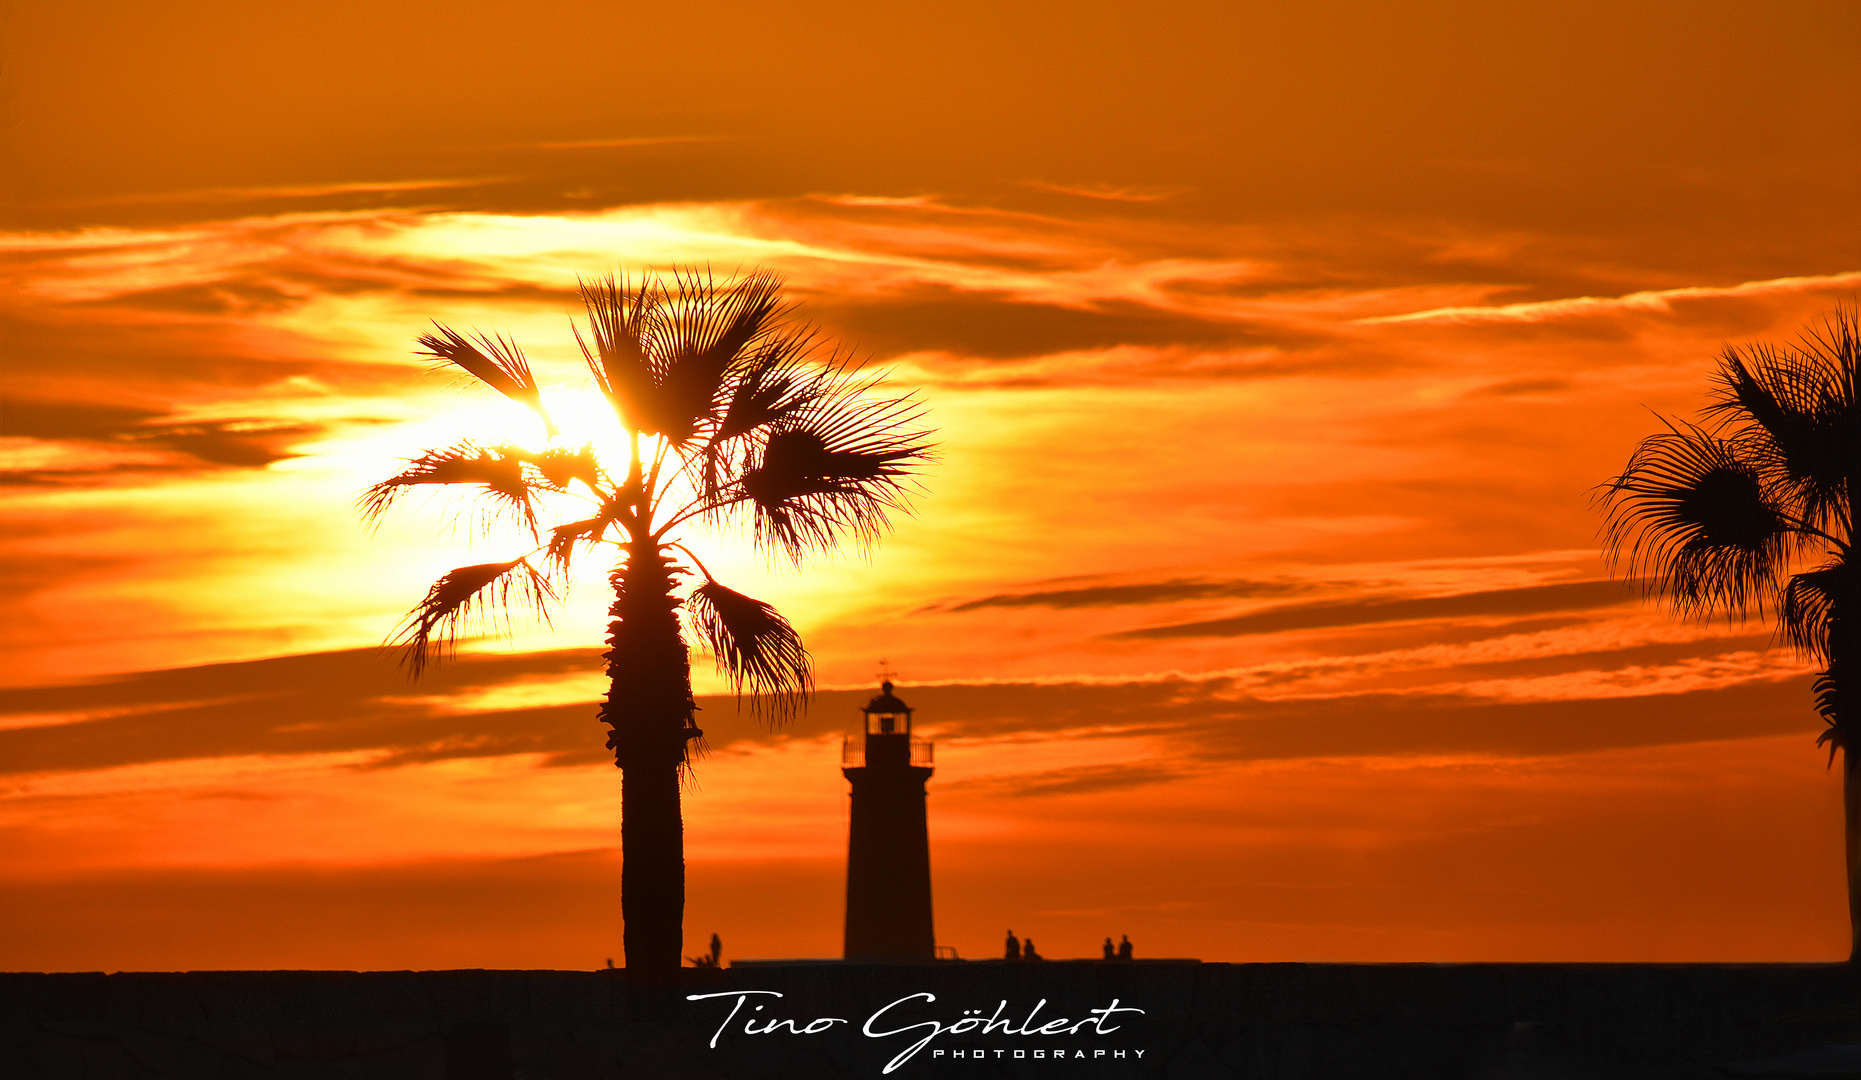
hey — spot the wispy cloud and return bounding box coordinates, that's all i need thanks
[943,760,1189,798]
[928,576,1309,613]
[35,178,503,210]
[478,135,733,152]
[1359,270,1861,325]
[1111,580,1640,640]
[1022,181,1188,203]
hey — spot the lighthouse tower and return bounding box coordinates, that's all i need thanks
[842,681,935,961]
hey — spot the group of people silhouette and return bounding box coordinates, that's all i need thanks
[1001,930,1133,961]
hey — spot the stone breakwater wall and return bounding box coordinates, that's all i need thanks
[3,962,1858,1079]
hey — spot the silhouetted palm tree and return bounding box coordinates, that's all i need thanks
[1600,304,1861,959]
[362,270,933,1001]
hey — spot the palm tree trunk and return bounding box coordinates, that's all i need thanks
[600,540,700,1017]
[1846,738,1861,964]
[1818,586,1861,963]
[1833,621,1861,964]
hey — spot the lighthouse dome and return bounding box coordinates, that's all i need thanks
[864,680,913,714]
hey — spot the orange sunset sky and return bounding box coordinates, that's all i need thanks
[4,1,1861,971]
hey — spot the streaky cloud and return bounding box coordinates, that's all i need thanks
[1359,270,1861,326]
[1021,180,1187,203]
[1111,579,1639,640]
[35,177,502,210]
[931,576,1310,613]
[0,636,1813,776]
[0,397,324,485]
[809,282,1321,360]
[500,135,733,152]
[943,760,1188,798]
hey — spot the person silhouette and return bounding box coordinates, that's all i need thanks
[1102,937,1115,960]
[1023,937,1039,961]
[1117,934,1132,960]
[1005,930,1020,960]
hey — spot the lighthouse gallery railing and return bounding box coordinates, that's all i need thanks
[842,736,933,768]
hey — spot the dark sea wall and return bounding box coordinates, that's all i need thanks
[3,962,1859,1079]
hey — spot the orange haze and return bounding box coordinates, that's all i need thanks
[3,0,1860,969]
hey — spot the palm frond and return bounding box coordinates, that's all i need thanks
[1800,301,1861,417]
[1781,565,1848,660]
[393,558,555,676]
[654,269,789,446]
[714,328,833,443]
[736,384,936,562]
[1817,722,1842,767]
[683,579,811,722]
[417,325,558,437]
[1817,668,1845,765]
[545,514,612,572]
[576,274,660,433]
[703,330,839,494]
[521,444,602,492]
[1599,418,1793,619]
[1795,301,1861,533]
[360,441,544,535]
[1709,341,1848,535]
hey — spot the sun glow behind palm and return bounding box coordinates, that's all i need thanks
[365,276,931,689]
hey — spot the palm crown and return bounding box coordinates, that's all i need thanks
[366,270,932,713]
[361,269,934,996]
[1601,307,1859,739]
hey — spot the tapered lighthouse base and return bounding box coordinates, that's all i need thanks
[843,759,935,961]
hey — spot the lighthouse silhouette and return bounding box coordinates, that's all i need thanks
[842,679,936,960]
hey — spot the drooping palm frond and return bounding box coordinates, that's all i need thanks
[737,385,935,562]
[1782,565,1849,661]
[1816,708,1843,766]
[1599,419,1794,619]
[393,558,555,676]
[683,579,811,722]
[418,325,558,437]
[653,269,789,446]
[1783,560,1857,763]
[545,513,614,572]
[577,274,661,433]
[360,441,545,535]
[1817,626,1852,766]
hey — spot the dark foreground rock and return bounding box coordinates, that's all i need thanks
[4,962,1861,1079]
